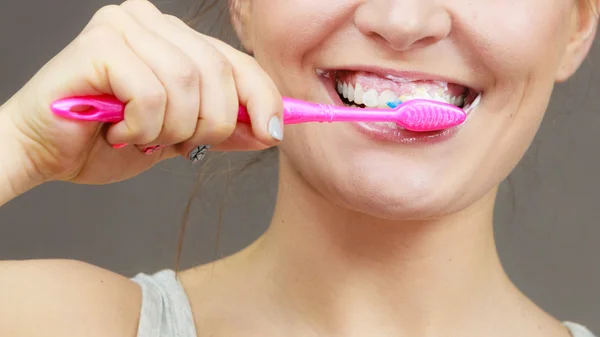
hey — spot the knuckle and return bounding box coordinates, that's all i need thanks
[165,14,185,26]
[137,86,167,111]
[171,65,198,88]
[209,53,233,77]
[121,0,155,11]
[93,4,123,21]
[78,24,120,47]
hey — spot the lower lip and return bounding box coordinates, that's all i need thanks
[354,122,460,144]
[318,73,464,144]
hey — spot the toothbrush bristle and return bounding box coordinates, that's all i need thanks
[386,100,403,109]
[398,101,466,132]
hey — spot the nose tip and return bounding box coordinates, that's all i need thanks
[355,2,452,52]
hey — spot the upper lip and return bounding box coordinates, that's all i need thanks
[321,65,483,93]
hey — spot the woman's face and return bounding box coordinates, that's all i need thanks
[234,0,596,219]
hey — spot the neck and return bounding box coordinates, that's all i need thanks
[248,153,518,335]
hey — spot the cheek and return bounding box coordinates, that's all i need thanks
[251,0,354,65]
[463,1,571,84]
[457,1,573,176]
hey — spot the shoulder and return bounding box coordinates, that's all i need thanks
[0,259,141,337]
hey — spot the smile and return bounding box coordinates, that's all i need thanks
[318,68,482,143]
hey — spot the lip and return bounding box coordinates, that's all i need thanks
[317,67,471,144]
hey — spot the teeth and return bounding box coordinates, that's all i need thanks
[455,95,465,107]
[363,89,379,108]
[348,84,355,102]
[464,93,481,113]
[354,83,364,104]
[431,94,447,103]
[414,87,427,97]
[378,90,397,108]
[335,79,467,108]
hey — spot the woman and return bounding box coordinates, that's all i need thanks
[0,0,597,336]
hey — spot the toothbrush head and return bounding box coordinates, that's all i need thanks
[392,99,466,132]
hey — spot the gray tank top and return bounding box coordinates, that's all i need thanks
[131,270,597,337]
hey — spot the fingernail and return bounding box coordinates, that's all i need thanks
[189,145,211,164]
[141,145,164,156]
[268,116,284,141]
[112,143,128,149]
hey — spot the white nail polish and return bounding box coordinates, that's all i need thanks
[268,116,284,141]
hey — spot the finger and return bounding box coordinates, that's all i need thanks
[211,124,271,152]
[121,1,240,155]
[201,35,285,146]
[158,125,269,163]
[64,17,166,146]
[95,4,204,148]
[165,17,284,147]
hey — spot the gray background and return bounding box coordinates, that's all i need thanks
[1,0,599,331]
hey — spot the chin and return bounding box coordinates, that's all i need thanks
[298,154,472,221]
[330,179,461,221]
[280,112,494,222]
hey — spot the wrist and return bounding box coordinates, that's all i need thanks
[0,99,46,205]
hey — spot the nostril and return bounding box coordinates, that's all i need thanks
[354,3,452,53]
[368,28,440,52]
[370,32,393,48]
[412,36,437,49]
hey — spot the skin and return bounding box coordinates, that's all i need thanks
[0,0,597,336]
[178,1,597,336]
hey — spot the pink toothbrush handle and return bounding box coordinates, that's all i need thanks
[51,95,126,123]
[51,95,255,124]
[243,97,466,131]
[51,96,330,124]
[51,96,466,132]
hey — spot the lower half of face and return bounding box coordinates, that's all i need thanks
[248,0,579,219]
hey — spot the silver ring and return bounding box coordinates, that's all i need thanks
[189,145,211,164]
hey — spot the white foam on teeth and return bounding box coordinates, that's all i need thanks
[336,79,465,107]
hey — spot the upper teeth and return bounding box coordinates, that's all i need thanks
[336,80,465,108]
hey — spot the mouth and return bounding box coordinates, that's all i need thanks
[317,68,482,143]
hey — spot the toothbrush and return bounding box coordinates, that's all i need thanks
[50,95,466,132]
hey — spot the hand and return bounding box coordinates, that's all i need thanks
[2,0,283,186]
